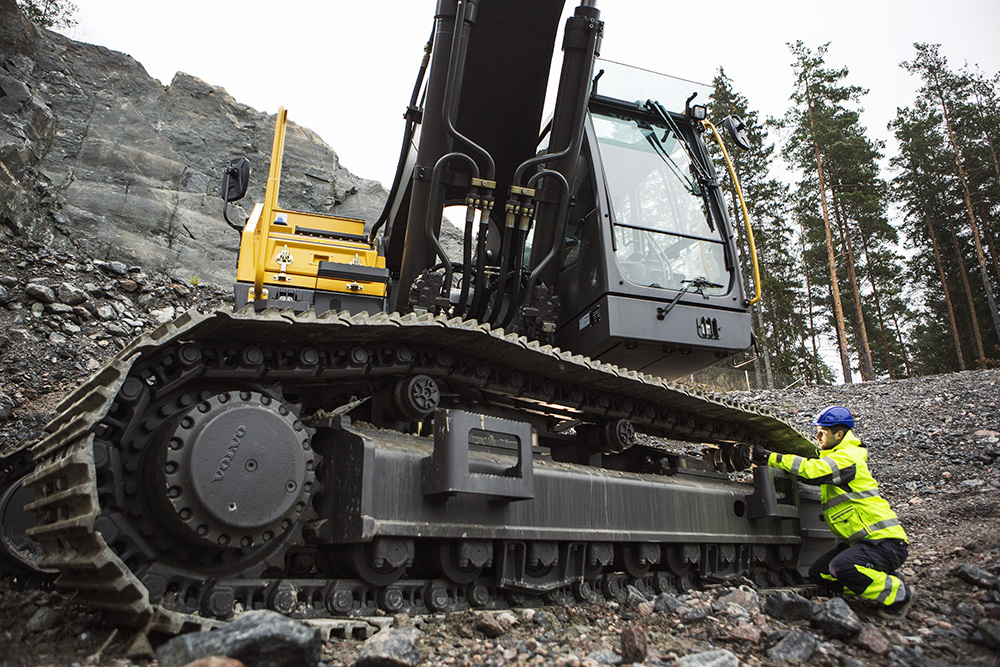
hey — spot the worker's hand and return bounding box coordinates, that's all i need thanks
[751,444,771,465]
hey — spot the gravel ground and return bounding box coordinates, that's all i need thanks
[1,237,999,667]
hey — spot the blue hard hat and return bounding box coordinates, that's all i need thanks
[809,406,855,429]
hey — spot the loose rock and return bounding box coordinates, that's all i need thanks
[155,610,321,667]
[354,628,421,667]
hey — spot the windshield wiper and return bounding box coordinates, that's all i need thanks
[644,99,718,232]
[655,277,726,320]
[641,127,697,195]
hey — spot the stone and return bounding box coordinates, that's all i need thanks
[853,623,890,654]
[57,282,88,305]
[24,283,55,303]
[672,649,740,667]
[103,261,128,276]
[26,606,61,632]
[728,622,762,644]
[766,628,816,662]
[154,610,321,667]
[119,279,139,293]
[764,591,813,621]
[619,627,647,664]
[0,394,13,421]
[9,328,33,345]
[473,611,505,638]
[951,563,999,589]
[48,332,68,345]
[978,619,1000,650]
[585,649,622,666]
[811,597,862,638]
[625,584,649,607]
[107,323,131,337]
[149,305,176,325]
[0,285,9,304]
[354,628,421,667]
[0,275,18,287]
[712,586,760,614]
[45,302,74,316]
[97,304,116,320]
[653,593,685,615]
[179,658,244,667]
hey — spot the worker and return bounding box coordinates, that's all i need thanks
[751,405,916,619]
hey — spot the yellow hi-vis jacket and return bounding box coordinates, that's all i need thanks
[767,430,908,546]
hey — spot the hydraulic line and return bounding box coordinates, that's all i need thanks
[369,35,433,245]
[424,152,481,305]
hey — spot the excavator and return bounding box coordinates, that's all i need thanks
[0,0,834,634]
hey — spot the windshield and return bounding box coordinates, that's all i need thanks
[592,59,712,114]
[592,111,729,296]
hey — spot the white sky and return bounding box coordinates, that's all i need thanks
[62,1,1000,187]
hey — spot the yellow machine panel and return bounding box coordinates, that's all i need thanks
[233,108,389,310]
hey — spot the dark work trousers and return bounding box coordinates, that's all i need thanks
[808,538,909,606]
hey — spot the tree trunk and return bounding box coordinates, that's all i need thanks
[801,235,822,384]
[807,98,854,383]
[936,82,1000,342]
[946,211,987,363]
[833,194,876,380]
[856,224,897,378]
[923,197,966,370]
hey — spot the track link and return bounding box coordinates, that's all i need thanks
[11,307,818,633]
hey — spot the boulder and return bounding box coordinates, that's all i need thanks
[0,24,388,287]
[154,610,322,667]
[766,628,817,662]
[811,597,862,638]
[763,591,813,621]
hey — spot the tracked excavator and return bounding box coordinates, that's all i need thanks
[0,0,835,634]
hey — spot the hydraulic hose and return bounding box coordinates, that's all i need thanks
[369,36,433,245]
[424,152,480,305]
[520,170,570,314]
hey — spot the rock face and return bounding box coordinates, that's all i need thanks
[0,6,387,287]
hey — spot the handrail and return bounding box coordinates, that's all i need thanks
[701,119,761,306]
[253,106,289,301]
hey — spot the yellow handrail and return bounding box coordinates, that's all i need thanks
[701,119,761,306]
[253,106,289,300]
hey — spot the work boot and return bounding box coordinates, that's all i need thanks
[878,586,917,620]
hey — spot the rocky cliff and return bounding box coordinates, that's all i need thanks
[0,0,387,287]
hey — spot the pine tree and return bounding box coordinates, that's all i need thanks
[903,44,1000,351]
[16,0,77,29]
[709,68,808,388]
[781,42,878,382]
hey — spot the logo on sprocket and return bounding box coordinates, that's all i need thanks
[213,426,247,482]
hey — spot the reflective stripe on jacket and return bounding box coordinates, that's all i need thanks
[767,430,907,545]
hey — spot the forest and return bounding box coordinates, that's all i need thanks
[705,41,1000,388]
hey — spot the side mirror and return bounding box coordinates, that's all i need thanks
[222,157,251,202]
[723,116,752,151]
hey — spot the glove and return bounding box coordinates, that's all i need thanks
[751,444,771,465]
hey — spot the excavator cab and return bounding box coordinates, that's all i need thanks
[552,61,754,378]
